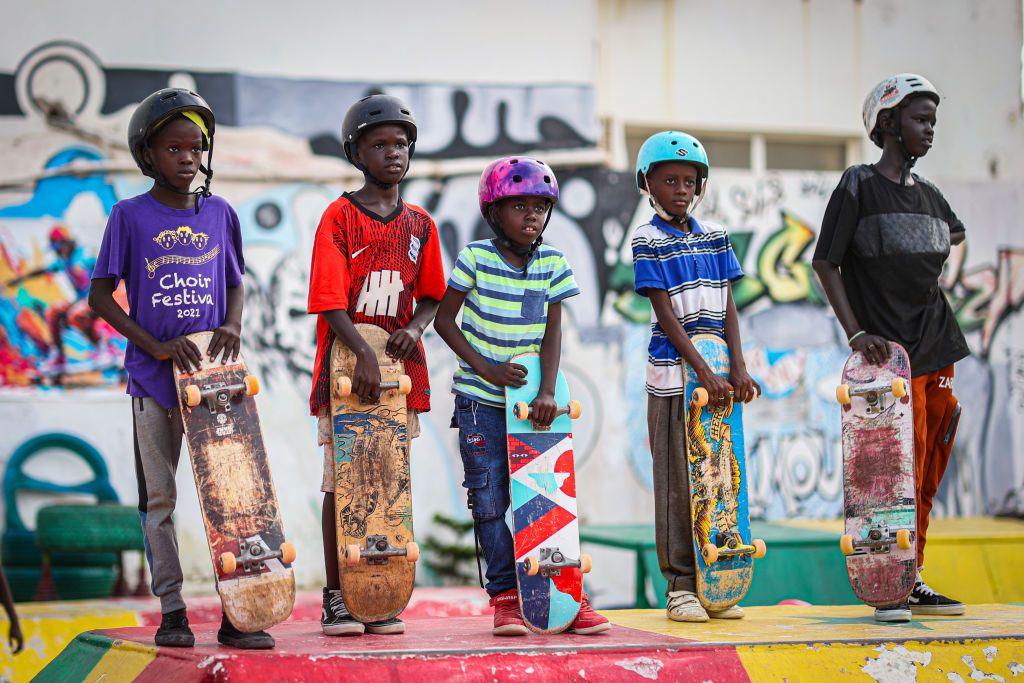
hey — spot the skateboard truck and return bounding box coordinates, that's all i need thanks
[840,526,914,556]
[701,535,767,564]
[345,534,419,566]
[184,375,260,412]
[523,547,592,577]
[836,378,907,414]
[513,400,582,432]
[335,375,412,399]
[219,536,296,575]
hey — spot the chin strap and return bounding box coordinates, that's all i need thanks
[890,107,918,186]
[486,207,554,271]
[148,134,214,214]
[641,173,706,224]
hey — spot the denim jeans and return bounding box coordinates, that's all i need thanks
[452,395,516,597]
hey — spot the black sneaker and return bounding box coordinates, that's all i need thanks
[217,613,275,649]
[322,587,364,636]
[909,580,965,615]
[365,616,405,635]
[874,602,912,623]
[155,608,195,647]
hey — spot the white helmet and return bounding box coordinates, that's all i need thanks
[862,73,940,147]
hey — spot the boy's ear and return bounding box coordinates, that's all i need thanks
[878,109,897,135]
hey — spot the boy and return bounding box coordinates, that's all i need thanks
[631,131,760,623]
[812,74,968,622]
[308,94,446,636]
[433,156,609,636]
[88,89,268,648]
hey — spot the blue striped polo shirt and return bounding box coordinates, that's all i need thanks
[448,240,579,405]
[631,215,743,396]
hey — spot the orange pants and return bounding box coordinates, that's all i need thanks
[911,365,961,568]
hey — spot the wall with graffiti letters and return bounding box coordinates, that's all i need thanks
[0,41,1021,601]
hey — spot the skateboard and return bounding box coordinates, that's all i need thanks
[836,342,917,608]
[505,353,590,634]
[175,331,296,632]
[684,334,765,612]
[329,324,417,623]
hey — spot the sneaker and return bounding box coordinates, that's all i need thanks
[490,589,528,636]
[569,593,611,635]
[708,604,745,619]
[910,580,965,616]
[322,587,365,636]
[666,590,709,623]
[365,616,406,635]
[217,613,275,649]
[154,608,195,648]
[874,603,912,623]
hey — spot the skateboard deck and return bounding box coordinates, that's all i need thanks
[329,324,417,623]
[684,334,764,612]
[505,353,589,634]
[837,343,916,608]
[175,331,295,633]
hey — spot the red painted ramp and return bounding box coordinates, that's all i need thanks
[40,616,749,682]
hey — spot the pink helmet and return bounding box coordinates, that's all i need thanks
[478,156,559,220]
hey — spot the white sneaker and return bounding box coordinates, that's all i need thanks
[666,590,709,622]
[874,603,912,623]
[708,604,745,619]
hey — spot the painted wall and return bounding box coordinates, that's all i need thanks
[0,27,1021,605]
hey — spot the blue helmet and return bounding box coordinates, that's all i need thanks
[635,131,710,193]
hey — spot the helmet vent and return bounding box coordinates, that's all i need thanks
[368,109,382,116]
[400,108,411,115]
[543,176,551,184]
[509,159,519,164]
[670,140,678,145]
[161,92,178,102]
[512,174,523,183]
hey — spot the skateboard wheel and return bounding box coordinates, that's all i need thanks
[701,543,719,564]
[244,374,260,397]
[280,542,296,564]
[219,552,237,575]
[405,541,419,563]
[891,377,907,398]
[184,384,202,408]
[336,377,353,397]
[692,387,709,408]
[524,556,540,576]
[836,384,852,405]
[752,538,767,559]
[397,375,412,395]
[514,402,531,421]
[896,528,913,550]
[345,544,361,565]
[567,400,582,420]
[840,534,855,556]
[580,553,592,574]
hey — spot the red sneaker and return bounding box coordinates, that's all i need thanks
[490,589,528,636]
[570,593,611,635]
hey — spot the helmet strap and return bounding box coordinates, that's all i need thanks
[641,173,706,224]
[485,206,553,269]
[147,138,214,214]
[891,110,918,185]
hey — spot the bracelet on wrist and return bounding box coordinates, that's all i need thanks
[847,330,867,346]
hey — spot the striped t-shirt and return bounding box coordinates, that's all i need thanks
[631,215,743,396]
[448,240,579,406]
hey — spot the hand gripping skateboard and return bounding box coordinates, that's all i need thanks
[175,331,296,632]
[505,353,591,634]
[836,342,917,608]
[684,334,765,612]
[330,324,418,623]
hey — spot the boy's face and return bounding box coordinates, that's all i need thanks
[897,96,937,158]
[354,124,410,184]
[646,162,700,219]
[493,196,552,248]
[144,117,203,191]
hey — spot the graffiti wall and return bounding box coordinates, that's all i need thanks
[1,42,1022,599]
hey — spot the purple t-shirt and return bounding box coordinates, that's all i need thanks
[92,192,245,409]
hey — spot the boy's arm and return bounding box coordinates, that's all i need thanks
[723,285,761,403]
[322,309,382,403]
[387,298,440,360]
[648,289,732,406]
[531,302,563,427]
[433,287,525,389]
[207,284,244,363]
[88,278,202,371]
[811,260,890,365]
[0,565,23,654]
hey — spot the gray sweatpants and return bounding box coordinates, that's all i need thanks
[132,397,186,614]
[648,394,696,594]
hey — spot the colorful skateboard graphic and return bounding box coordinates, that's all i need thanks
[329,324,417,623]
[505,352,590,634]
[837,343,917,608]
[175,331,295,633]
[684,334,765,612]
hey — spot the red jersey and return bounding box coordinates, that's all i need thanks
[307,194,446,416]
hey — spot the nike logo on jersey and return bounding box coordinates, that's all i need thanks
[352,245,370,259]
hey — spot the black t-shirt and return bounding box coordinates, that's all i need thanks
[813,164,969,377]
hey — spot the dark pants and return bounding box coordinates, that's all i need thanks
[648,394,696,594]
[452,395,516,597]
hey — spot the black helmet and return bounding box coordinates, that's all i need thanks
[341,94,417,167]
[128,88,216,204]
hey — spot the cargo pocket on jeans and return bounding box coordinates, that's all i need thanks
[462,467,497,521]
